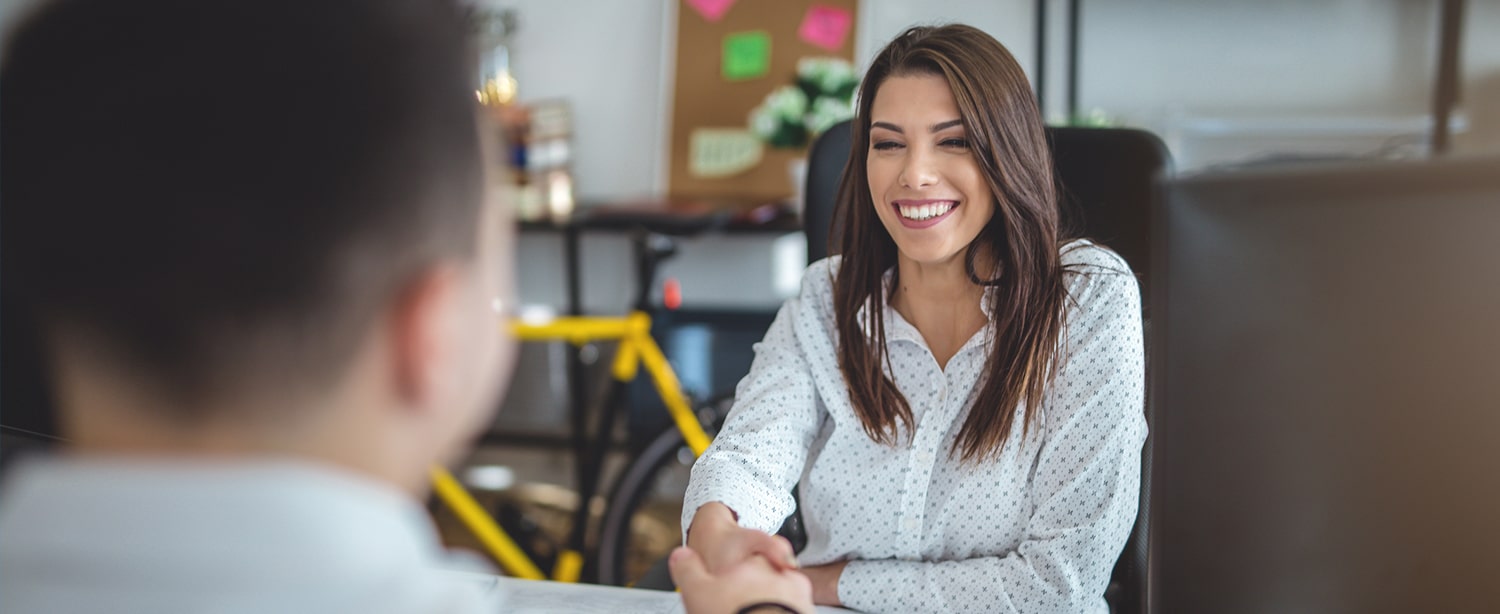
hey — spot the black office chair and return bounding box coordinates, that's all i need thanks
[803,120,853,266]
[803,120,1170,614]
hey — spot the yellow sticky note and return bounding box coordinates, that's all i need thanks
[689,128,763,178]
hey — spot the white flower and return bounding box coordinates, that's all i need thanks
[747,70,856,147]
[764,85,808,120]
[797,57,858,96]
[748,103,780,140]
[805,95,855,136]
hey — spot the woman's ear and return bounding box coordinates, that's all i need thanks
[386,264,466,413]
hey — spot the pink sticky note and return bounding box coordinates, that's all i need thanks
[798,5,852,51]
[685,0,736,23]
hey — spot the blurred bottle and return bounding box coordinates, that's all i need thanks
[471,9,540,220]
[469,8,574,224]
[473,8,518,108]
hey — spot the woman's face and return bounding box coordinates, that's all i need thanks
[866,73,994,268]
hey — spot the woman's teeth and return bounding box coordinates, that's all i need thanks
[898,202,956,221]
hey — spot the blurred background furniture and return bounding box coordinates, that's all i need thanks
[1151,154,1500,613]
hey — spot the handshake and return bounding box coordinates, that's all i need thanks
[674,502,840,614]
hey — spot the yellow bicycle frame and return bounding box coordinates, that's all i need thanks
[430,312,712,582]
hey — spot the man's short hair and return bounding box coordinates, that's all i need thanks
[1,0,486,411]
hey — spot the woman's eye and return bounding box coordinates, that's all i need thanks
[941,138,970,149]
[872,140,903,151]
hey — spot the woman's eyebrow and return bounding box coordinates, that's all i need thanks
[871,119,964,134]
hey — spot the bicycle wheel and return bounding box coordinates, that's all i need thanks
[596,397,730,587]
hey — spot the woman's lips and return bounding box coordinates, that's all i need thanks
[892,199,959,229]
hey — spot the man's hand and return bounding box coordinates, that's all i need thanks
[686,502,799,573]
[670,546,813,614]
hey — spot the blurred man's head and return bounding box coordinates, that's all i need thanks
[1,0,513,491]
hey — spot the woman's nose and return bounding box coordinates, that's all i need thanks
[898,148,939,188]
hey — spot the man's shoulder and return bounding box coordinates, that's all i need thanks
[0,458,501,613]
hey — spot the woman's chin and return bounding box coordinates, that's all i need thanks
[894,243,968,268]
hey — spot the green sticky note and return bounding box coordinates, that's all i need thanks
[722,30,770,81]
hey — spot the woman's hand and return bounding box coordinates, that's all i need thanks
[686,502,799,573]
[670,546,813,614]
[799,560,848,606]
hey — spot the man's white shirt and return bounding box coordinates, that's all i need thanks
[0,456,503,614]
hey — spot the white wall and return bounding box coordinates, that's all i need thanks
[1075,0,1500,167]
[856,0,1035,74]
[1080,0,1500,116]
[469,0,673,202]
[514,230,804,313]
[1085,0,1435,117]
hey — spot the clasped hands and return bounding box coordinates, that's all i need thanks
[672,502,847,614]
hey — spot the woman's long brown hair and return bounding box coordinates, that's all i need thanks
[831,24,1070,462]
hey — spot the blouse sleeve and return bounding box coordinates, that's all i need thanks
[681,276,829,537]
[839,266,1147,613]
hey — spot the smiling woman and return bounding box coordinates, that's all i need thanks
[680,24,1146,614]
[868,99,993,264]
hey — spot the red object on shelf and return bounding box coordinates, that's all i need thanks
[662,278,682,311]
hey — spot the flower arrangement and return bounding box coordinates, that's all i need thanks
[748,57,859,149]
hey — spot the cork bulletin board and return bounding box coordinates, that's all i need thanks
[668,0,859,202]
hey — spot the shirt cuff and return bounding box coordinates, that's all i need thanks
[838,558,922,612]
[680,471,790,543]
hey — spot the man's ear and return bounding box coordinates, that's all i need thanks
[387,264,465,412]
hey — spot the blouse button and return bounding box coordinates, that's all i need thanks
[903,517,920,532]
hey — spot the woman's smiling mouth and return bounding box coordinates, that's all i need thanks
[892,199,959,227]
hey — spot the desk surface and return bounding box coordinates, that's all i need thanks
[519,199,802,236]
[483,575,853,614]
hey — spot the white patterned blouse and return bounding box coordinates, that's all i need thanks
[682,240,1147,613]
